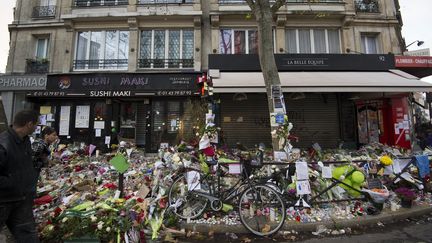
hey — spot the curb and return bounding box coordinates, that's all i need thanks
[180,205,432,234]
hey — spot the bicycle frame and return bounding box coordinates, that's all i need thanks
[179,162,260,211]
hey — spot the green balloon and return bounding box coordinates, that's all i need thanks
[348,184,362,197]
[332,166,348,180]
[351,171,365,184]
[339,178,352,190]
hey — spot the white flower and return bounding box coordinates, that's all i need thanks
[44,225,54,232]
[97,224,103,230]
[106,227,111,232]
[172,154,181,163]
[62,217,68,223]
[90,215,97,222]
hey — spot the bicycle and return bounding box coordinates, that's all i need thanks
[168,156,286,236]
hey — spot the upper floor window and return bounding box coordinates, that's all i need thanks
[32,0,56,18]
[74,30,129,70]
[73,0,129,7]
[285,28,340,53]
[355,0,379,13]
[361,34,379,54]
[138,0,194,4]
[139,29,194,69]
[220,29,258,54]
[36,38,49,59]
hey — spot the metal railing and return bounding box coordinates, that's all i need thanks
[26,59,49,74]
[73,0,129,7]
[355,0,379,13]
[138,59,194,69]
[73,59,128,70]
[138,0,194,4]
[32,5,56,18]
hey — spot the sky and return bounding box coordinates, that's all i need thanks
[0,0,430,82]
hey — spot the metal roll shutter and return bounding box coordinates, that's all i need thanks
[219,93,271,149]
[219,93,340,149]
[286,93,340,149]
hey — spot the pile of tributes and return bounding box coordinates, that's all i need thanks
[33,138,432,242]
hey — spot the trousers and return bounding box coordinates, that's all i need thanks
[0,196,39,243]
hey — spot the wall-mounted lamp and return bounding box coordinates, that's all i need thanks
[346,48,364,54]
[405,40,424,49]
[130,48,135,52]
[65,49,69,54]
[212,49,217,54]
[195,47,200,52]
[279,48,284,53]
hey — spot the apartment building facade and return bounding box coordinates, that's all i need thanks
[3,0,432,151]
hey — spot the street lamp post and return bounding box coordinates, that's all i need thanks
[405,40,425,50]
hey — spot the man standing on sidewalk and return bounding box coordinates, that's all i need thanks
[0,110,40,243]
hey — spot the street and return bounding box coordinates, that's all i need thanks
[178,214,432,243]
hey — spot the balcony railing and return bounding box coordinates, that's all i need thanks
[26,59,49,74]
[73,0,128,7]
[32,5,56,18]
[138,0,194,4]
[138,59,194,69]
[73,59,128,70]
[355,0,379,13]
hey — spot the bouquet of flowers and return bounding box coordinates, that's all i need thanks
[394,187,417,201]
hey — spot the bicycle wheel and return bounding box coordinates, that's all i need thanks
[238,184,286,236]
[168,171,209,220]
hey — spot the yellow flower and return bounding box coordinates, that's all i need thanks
[380,155,393,166]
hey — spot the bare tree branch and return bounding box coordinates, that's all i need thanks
[245,0,256,12]
[271,0,286,14]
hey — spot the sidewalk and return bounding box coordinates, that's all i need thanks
[180,205,432,234]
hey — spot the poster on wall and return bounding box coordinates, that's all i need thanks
[59,106,70,136]
[75,105,90,128]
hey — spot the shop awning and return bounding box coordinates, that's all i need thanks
[211,70,432,93]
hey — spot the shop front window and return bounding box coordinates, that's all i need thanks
[120,103,136,139]
[150,100,187,151]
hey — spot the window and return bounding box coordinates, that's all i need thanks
[33,0,56,18]
[219,29,258,54]
[40,0,55,6]
[285,28,341,54]
[120,103,136,139]
[35,38,49,59]
[361,34,379,54]
[74,30,129,70]
[139,29,194,69]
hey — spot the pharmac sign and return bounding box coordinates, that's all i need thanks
[0,75,47,91]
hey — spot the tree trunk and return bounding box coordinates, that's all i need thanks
[250,0,286,151]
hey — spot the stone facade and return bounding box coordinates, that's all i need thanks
[5,0,404,75]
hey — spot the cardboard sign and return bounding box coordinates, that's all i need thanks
[109,154,129,174]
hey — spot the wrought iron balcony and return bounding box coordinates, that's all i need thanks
[138,0,194,4]
[73,59,128,70]
[355,0,379,13]
[26,59,49,74]
[138,59,194,69]
[32,5,56,18]
[73,0,128,7]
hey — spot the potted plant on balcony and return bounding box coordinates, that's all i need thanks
[394,187,417,208]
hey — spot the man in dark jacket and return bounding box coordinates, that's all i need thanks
[0,110,39,243]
